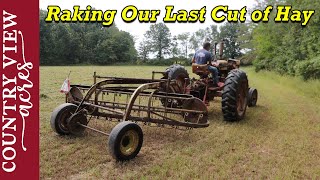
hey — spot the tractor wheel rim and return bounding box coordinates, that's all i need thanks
[237,81,247,116]
[59,110,72,132]
[173,74,188,93]
[252,91,257,104]
[120,130,139,156]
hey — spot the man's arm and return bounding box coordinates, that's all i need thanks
[209,52,219,66]
[207,52,213,65]
[191,53,196,63]
[211,61,219,67]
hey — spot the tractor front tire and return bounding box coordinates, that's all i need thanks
[108,121,143,161]
[248,88,258,107]
[222,70,249,121]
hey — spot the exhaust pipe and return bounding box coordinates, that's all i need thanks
[213,42,218,60]
[219,41,224,59]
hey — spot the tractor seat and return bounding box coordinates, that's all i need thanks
[192,63,210,78]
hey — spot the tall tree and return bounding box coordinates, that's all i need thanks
[207,25,219,42]
[177,32,189,58]
[145,23,171,60]
[189,33,199,52]
[171,36,180,58]
[218,23,242,59]
[188,27,218,53]
[138,38,151,62]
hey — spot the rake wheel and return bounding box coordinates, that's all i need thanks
[51,103,77,135]
[108,121,143,161]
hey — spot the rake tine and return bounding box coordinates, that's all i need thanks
[126,94,129,104]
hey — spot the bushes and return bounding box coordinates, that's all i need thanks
[296,56,320,80]
[146,59,175,66]
[251,0,320,80]
[136,57,190,66]
[240,52,256,66]
[254,55,320,80]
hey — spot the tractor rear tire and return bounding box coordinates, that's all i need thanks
[160,65,189,107]
[163,64,189,93]
[51,103,77,135]
[222,70,249,121]
[108,121,143,161]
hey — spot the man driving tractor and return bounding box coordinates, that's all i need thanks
[192,42,220,87]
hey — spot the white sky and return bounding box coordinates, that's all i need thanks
[40,0,256,45]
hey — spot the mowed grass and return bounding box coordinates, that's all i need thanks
[40,66,320,179]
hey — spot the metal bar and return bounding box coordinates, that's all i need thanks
[81,100,206,114]
[152,71,165,74]
[123,82,161,121]
[71,86,194,99]
[77,123,109,136]
[81,102,125,115]
[164,79,170,119]
[93,72,96,84]
[150,111,177,123]
[152,71,165,80]
[147,90,158,119]
[95,112,209,128]
[96,86,140,89]
[95,76,165,82]
[100,89,192,99]
[93,72,97,101]
[203,83,208,103]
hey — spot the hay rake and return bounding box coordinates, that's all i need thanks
[51,72,209,161]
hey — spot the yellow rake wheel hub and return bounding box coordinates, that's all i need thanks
[120,130,139,156]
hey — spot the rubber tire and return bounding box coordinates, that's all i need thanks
[51,103,77,135]
[222,69,248,122]
[248,88,258,107]
[108,121,143,161]
[67,112,88,136]
[164,64,189,93]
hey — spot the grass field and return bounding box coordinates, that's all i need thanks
[40,66,320,179]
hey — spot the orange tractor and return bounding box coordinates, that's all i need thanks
[162,40,258,121]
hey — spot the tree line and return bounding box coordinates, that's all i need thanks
[40,9,243,66]
[40,10,137,65]
[40,0,320,80]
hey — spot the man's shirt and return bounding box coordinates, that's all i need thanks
[193,49,212,65]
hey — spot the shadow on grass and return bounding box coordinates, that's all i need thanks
[215,104,273,130]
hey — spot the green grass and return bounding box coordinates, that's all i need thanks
[40,66,320,179]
